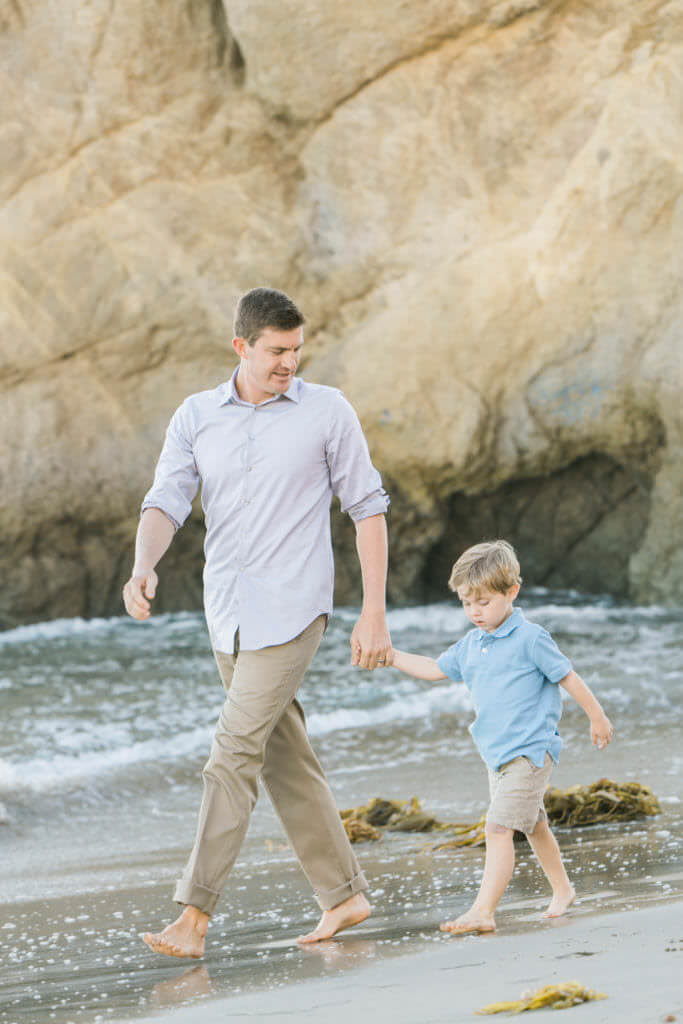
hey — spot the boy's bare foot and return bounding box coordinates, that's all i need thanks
[543,885,576,918]
[142,905,209,959]
[297,892,371,944]
[439,912,495,936]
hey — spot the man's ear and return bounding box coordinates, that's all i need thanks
[232,336,248,359]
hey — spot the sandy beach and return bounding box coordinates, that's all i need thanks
[2,599,682,1023]
[125,898,683,1024]
[3,804,681,1024]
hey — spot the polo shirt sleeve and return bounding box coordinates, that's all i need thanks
[141,401,200,529]
[437,640,464,683]
[530,627,572,683]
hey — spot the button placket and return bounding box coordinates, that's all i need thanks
[246,407,257,493]
[237,408,257,570]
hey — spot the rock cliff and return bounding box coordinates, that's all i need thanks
[1,0,681,627]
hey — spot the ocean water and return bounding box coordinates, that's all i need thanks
[1,591,681,1023]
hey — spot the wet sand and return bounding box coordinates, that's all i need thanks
[3,815,681,1024]
[2,601,682,1023]
[131,899,683,1024]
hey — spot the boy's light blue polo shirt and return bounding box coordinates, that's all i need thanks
[437,608,572,772]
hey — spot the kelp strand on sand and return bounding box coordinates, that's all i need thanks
[431,816,486,850]
[341,780,660,845]
[476,981,607,1014]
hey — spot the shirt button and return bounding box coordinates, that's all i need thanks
[247,466,253,472]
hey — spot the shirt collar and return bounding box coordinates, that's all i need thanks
[478,607,524,641]
[218,368,302,406]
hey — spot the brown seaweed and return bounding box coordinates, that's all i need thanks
[431,816,487,850]
[343,817,382,843]
[543,778,660,827]
[476,981,607,1014]
[340,796,441,842]
[340,779,661,845]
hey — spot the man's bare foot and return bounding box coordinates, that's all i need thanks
[543,885,576,918]
[439,912,495,936]
[297,892,371,944]
[142,905,209,959]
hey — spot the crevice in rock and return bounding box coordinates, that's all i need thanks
[208,0,229,65]
[309,30,467,131]
[307,0,558,133]
[488,0,548,30]
[229,35,246,86]
[208,0,245,85]
[208,0,227,66]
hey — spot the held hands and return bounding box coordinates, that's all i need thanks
[350,610,392,671]
[122,570,158,621]
[591,711,614,750]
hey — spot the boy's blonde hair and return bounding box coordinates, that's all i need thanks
[448,540,522,595]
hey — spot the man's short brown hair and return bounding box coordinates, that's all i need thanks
[448,540,522,595]
[233,287,305,346]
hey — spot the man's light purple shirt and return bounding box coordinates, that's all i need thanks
[142,371,389,653]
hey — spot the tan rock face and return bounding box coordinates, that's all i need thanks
[1,0,681,627]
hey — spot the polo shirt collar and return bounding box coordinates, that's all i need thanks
[218,369,302,406]
[478,607,524,641]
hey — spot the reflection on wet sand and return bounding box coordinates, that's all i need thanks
[297,937,379,967]
[151,965,215,1007]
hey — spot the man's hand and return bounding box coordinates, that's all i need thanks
[123,570,158,621]
[350,610,392,670]
[122,508,174,621]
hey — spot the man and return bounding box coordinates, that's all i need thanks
[123,287,391,958]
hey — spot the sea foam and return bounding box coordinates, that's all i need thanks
[0,681,472,796]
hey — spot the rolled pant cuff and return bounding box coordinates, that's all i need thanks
[173,879,221,916]
[316,870,369,911]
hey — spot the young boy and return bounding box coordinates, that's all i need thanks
[388,540,613,936]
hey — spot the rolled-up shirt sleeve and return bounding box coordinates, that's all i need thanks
[326,391,389,522]
[141,402,199,529]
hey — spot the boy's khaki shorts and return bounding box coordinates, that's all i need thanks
[486,752,553,834]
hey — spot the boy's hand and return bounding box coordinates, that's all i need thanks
[590,712,614,750]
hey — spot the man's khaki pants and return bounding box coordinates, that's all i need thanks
[174,615,368,915]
